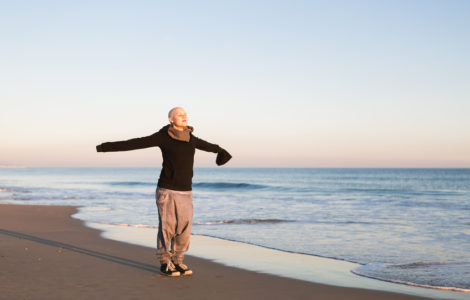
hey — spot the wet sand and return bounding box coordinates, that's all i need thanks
[0,204,431,300]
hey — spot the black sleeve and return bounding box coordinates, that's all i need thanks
[193,136,221,153]
[96,132,161,152]
[193,136,232,166]
[216,148,232,166]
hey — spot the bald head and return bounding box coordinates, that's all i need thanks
[168,107,188,130]
[168,107,185,118]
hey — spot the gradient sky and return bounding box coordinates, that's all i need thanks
[1,0,469,167]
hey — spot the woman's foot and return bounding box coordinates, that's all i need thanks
[160,262,181,277]
[174,263,193,276]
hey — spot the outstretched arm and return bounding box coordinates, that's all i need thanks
[96,132,161,152]
[193,136,232,166]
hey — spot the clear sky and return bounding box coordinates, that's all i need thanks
[1,0,469,167]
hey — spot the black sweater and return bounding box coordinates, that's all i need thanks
[96,125,230,191]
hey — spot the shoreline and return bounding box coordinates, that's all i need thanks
[0,203,438,300]
[84,220,468,300]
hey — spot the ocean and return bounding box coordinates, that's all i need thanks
[1,168,469,292]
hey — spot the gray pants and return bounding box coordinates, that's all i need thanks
[156,187,193,265]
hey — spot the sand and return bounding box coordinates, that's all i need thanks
[0,204,431,300]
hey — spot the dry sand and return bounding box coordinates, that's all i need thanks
[0,204,431,300]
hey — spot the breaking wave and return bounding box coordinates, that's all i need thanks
[91,221,157,229]
[104,181,155,186]
[192,182,269,190]
[0,187,30,193]
[103,181,270,190]
[194,218,293,225]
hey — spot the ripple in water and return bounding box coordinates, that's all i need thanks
[194,218,293,225]
[352,262,470,292]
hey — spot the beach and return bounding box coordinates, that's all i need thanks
[0,204,435,300]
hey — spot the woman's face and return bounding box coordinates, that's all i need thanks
[169,108,188,129]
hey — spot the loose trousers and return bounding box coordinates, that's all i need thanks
[156,187,193,264]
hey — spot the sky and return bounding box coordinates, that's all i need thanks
[1,0,469,168]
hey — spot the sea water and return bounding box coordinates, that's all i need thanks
[0,168,469,292]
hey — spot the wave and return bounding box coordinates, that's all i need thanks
[0,187,30,193]
[193,182,269,190]
[103,181,270,190]
[105,181,155,186]
[91,219,292,227]
[90,221,158,229]
[315,220,397,226]
[352,262,470,293]
[194,218,293,225]
[338,187,463,197]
